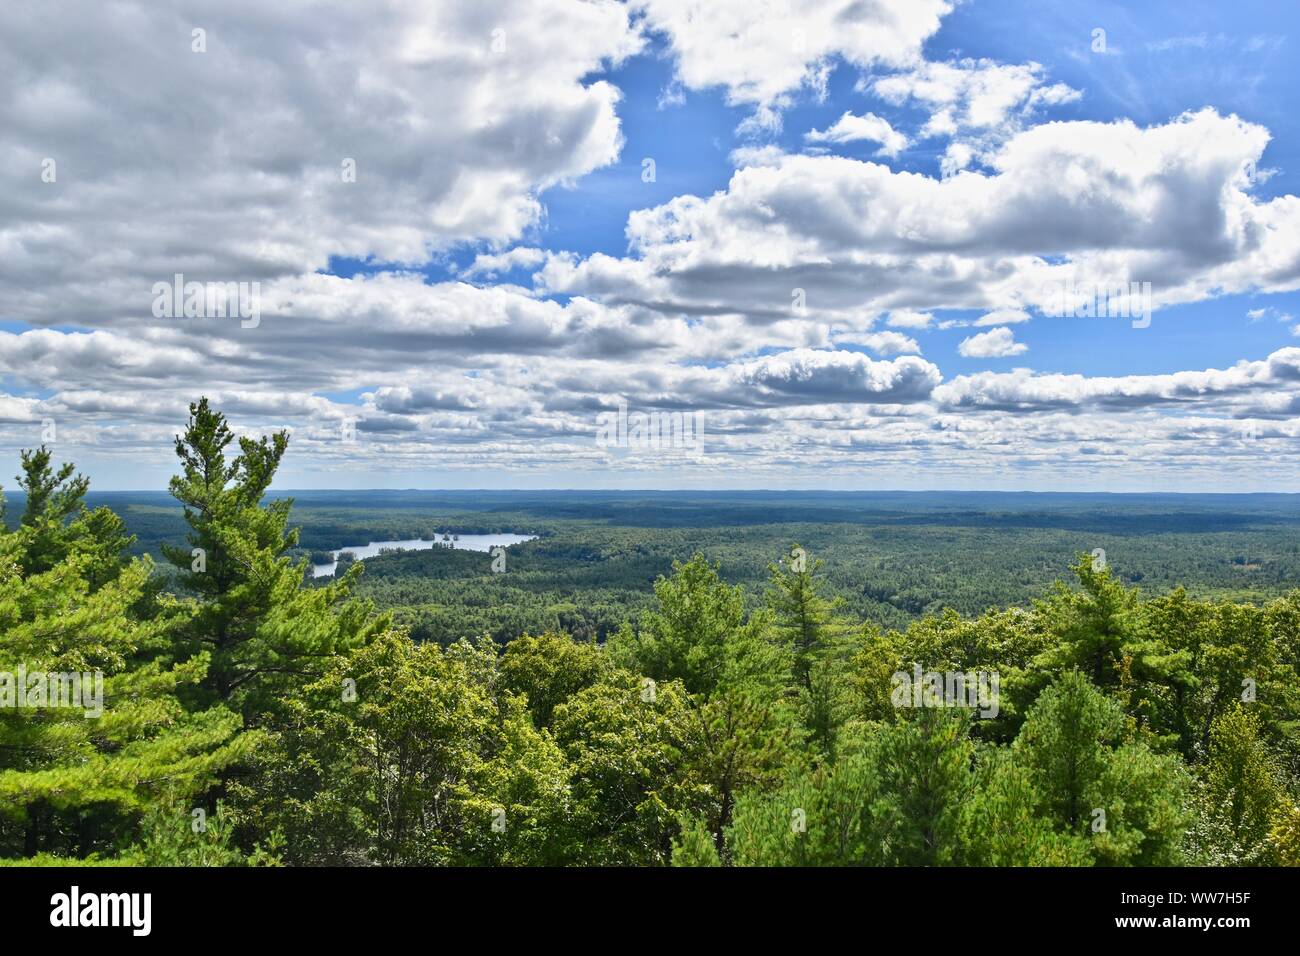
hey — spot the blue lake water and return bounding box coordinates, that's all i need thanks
[311,534,537,577]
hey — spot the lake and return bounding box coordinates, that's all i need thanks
[310,534,538,577]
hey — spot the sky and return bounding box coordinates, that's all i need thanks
[1,0,1298,492]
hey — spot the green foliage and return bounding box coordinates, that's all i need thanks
[5,403,1297,867]
[1014,670,1127,829]
[1014,672,1190,865]
[549,670,703,865]
[766,545,855,758]
[957,751,1090,866]
[670,817,722,866]
[0,448,254,862]
[501,631,612,726]
[1188,705,1283,864]
[128,801,280,867]
[1269,799,1300,865]
[607,552,775,696]
[228,631,569,866]
[161,398,388,715]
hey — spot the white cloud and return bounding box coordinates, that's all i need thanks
[869,57,1082,175]
[940,142,975,178]
[729,145,790,168]
[2,3,1298,490]
[0,0,643,326]
[720,349,940,405]
[886,310,934,329]
[632,0,951,125]
[463,248,548,279]
[546,110,1299,326]
[805,112,909,157]
[870,58,1081,141]
[836,332,922,355]
[958,326,1027,358]
[935,347,1300,412]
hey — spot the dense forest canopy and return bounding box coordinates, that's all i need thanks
[1,399,1297,866]
[10,486,1300,647]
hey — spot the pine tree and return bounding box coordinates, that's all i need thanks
[162,398,386,715]
[1014,671,1189,865]
[958,750,1090,866]
[8,446,133,586]
[1033,554,1140,691]
[608,554,796,856]
[721,750,885,866]
[670,818,723,866]
[0,456,254,861]
[608,552,771,696]
[1014,670,1124,830]
[874,706,975,865]
[766,544,843,687]
[766,544,852,757]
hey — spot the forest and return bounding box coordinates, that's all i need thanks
[0,398,1297,866]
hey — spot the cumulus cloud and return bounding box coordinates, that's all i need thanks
[725,349,940,405]
[886,310,935,329]
[463,248,549,279]
[2,2,1298,491]
[935,347,1300,413]
[632,0,951,127]
[870,58,1081,143]
[837,332,922,355]
[958,327,1027,358]
[805,111,909,157]
[546,110,1300,325]
[0,0,642,327]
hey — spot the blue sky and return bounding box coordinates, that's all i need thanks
[387,0,1300,380]
[531,0,1300,379]
[1,0,1299,490]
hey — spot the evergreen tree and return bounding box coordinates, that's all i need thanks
[765,544,843,688]
[608,553,770,696]
[873,707,975,865]
[0,461,254,862]
[609,554,797,855]
[1014,670,1125,830]
[1014,672,1189,865]
[162,398,386,715]
[720,747,887,866]
[766,544,853,757]
[957,750,1090,866]
[1033,555,1140,691]
[670,817,723,866]
[8,446,133,586]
